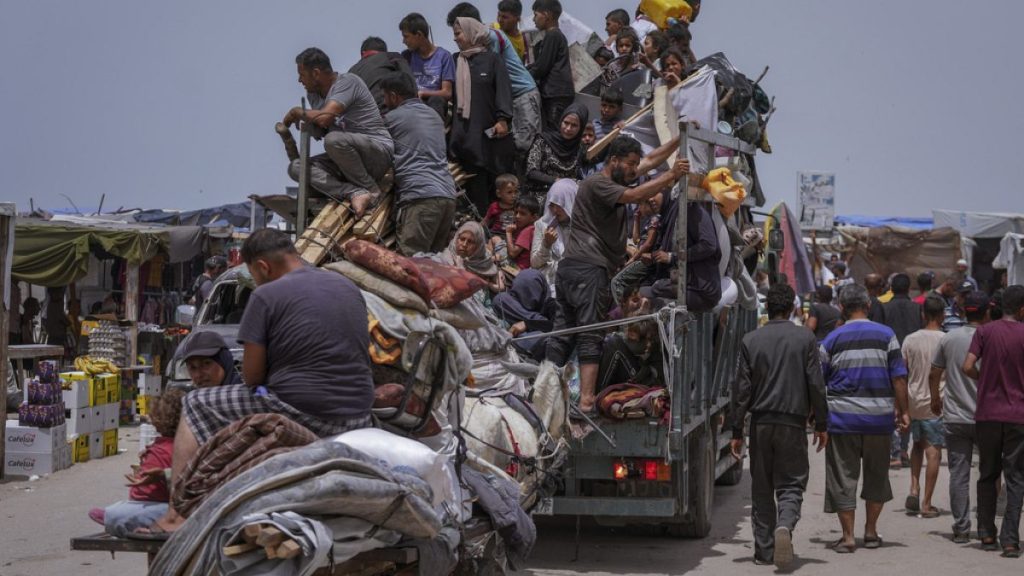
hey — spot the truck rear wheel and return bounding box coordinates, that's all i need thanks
[666,426,715,538]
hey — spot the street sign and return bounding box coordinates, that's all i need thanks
[798,172,835,231]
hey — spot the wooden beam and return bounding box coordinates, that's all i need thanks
[0,208,12,480]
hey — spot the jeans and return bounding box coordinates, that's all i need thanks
[944,423,976,535]
[511,90,542,152]
[288,132,393,201]
[749,424,809,563]
[104,500,168,538]
[976,421,1024,547]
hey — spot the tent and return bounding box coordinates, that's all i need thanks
[835,215,933,230]
[11,219,204,287]
[835,225,961,283]
[932,210,1024,239]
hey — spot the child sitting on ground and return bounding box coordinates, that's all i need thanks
[88,388,185,537]
[482,174,519,234]
[504,195,541,270]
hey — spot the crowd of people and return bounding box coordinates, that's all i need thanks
[731,270,1024,567]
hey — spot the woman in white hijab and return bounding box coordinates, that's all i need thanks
[530,178,578,295]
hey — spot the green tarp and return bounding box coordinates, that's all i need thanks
[13,221,170,287]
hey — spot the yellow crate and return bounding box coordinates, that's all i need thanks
[137,395,154,417]
[102,431,118,457]
[88,379,107,406]
[106,383,121,404]
[69,435,90,463]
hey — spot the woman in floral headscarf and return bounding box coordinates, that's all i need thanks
[441,221,504,297]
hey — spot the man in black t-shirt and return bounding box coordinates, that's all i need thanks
[546,136,688,413]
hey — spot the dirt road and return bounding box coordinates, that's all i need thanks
[1,427,1018,575]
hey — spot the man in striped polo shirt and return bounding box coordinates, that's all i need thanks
[820,284,910,553]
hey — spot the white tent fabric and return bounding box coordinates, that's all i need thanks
[932,210,1024,239]
[993,232,1024,286]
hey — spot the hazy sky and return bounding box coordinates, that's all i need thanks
[2,0,1022,218]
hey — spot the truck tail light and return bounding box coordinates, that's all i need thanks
[613,461,629,480]
[613,459,671,481]
[644,460,658,481]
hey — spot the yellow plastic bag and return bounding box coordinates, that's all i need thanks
[702,167,747,218]
[639,0,693,28]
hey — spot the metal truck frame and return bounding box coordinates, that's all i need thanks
[534,122,760,537]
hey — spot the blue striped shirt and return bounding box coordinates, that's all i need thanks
[819,319,908,435]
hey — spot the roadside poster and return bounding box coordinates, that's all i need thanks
[798,172,835,231]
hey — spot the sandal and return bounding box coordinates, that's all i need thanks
[127,522,174,541]
[920,506,941,519]
[830,538,856,553]
[1002,545,1022,559]
[905,495,920,513]
[863,535,883,549]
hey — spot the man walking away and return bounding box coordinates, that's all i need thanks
[931,290,989,543]
[963,284,1024,557]
[380,72,457,256]
[902,296,947,518]
[806,284,840,341]
[820,284,910,553]
[881,272,921,468]
[730,283,829,568]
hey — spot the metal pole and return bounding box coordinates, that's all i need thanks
[295,97,310,237]
[671,124,690,450]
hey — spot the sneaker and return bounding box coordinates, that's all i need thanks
[952,532,970,544]
[88,507,105,526]
[774,526,794,568]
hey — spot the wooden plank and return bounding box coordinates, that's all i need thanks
[223,542,258,556]
[70,533,164,554]
[7,344,64,360]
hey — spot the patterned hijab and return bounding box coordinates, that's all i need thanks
[443,221,497,277]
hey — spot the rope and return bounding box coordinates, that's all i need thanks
[509,307,684,342]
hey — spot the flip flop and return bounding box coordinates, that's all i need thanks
[921,506,942,519]
[1002,545,1022,559]
[127,523,173,541]
[863,535,883,549]
[905,495,920,513]
[830,539,856,553]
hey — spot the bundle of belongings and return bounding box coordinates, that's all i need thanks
[595,383,670,420]
[152,427,536,575]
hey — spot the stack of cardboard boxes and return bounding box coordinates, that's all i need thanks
[136,373,162,452]
[4,361,72,478]
[61,370,121,463]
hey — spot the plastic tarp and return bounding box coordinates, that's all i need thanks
[837,225,962,281]
[835,215,933,230]
[133,200,259,228]
[11,219,204,286]
[932,210,1024,239]
[994,233,1024,286]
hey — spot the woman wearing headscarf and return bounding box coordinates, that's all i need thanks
[530,178,577,295]
[449,16,515,217]
[440,221,504,298]
[523,103,589,202]
[492,269,556,361]
[175,331,242,388]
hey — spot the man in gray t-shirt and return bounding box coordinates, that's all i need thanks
[282,47,395,217]
[930,290,989,540]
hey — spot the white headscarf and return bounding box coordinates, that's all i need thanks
[542,179,578,258]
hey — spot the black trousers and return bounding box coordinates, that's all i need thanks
[976,421,1024,547]
[545,260,611,366]
[749,423,810,563]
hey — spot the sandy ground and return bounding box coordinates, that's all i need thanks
[1,427,1019,576]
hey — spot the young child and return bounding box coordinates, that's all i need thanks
[505,195,541,270]
[594,86,625,140]
[579,123,601,178]
[482,174,519,234]
[614,26,640,58]
[399,12,455,120]
[89,388,185,537]
[611,193,664,306]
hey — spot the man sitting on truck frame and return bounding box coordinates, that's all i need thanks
[132,229,374,538]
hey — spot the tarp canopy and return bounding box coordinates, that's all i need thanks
[835,215,933,230]
[932,210,1024,239]
[12,219,204,287]
[836,225,961,281]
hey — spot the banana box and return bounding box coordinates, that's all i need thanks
[94,373,120,404]
[137,395,156,417]
[69,434,90,463]
[102,429,118,457]
[61,378,90,409]
[88,379,107,407]
[88,432,104,460]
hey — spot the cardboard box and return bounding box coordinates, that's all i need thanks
[4,424,67,455]
[106,381,121,404]
[88,432,104,460]
[88,379,107,407]
[103,429,118,457]
[27,380,62,405]
[137,394,155,417]
[100,404,119,431]
[61,379,90,409]
[17,403,66,428]
[4,451,60,477]
[69,434,90,463]
[65,407,96,436]
[138,373,162,397]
